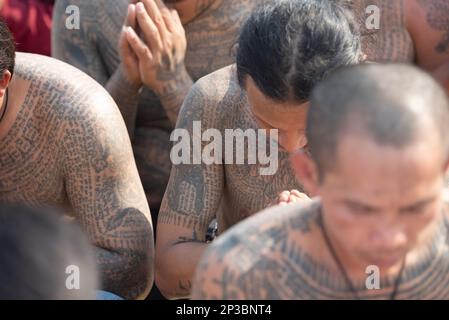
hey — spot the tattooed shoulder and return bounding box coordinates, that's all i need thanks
[192,201,323,299]
[415,0,449,54]
[52,0,125,84]
[159,65,240,231]
[177,64,242,132]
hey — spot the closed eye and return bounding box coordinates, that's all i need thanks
[347,202,378,215]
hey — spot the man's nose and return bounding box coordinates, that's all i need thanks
[278,132,307,153]
[371,226,407,251]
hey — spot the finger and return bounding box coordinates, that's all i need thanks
[278,191,290,203]
[120,27,133,58]
[164,9,185,34]
[291,190,311,200]
[171,8,182,25]
[141,0,170,39]
[161,8,177,33]
[135,3,162,51]
[290,190,302,197]
[126,4,137,29]
[136,2,163,52]
[153,0,178,34]
[154,0,168,10]
[126,26,153,62]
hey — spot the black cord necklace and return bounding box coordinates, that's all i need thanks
[318,210,406,300]
[0,88,9,123]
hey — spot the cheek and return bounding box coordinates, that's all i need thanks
[321,199,372,243]
[403,203,441,242]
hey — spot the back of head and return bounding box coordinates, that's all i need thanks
[236,0,362,103]
[0,204,98,299]
[308,63,449,176]
[0,19,15,76]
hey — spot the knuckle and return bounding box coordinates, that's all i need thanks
[153,14,164,26]
[161,9,171,19]
[165,39,173,49]
[148,25,158,37]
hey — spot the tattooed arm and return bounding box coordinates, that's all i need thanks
[61,82,154,299]
[191,203,314,300]
[155,75,225,299]
[52,0,143,135]
[52,0,123,84]
[406,0,449,88]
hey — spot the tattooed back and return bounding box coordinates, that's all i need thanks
[0,52,130,215]
[194,200,449,299]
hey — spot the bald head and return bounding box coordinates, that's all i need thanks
[307,64,449,177]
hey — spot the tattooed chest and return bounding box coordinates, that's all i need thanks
[184,30,237,82]
[362,29,414,63]
[184,1,258,81]
[221,155,301,228]
[0,123,66,206]
[354,0,414,63]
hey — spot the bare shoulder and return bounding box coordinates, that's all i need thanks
[16,53,121,118]
[193,64,242,105]
[192,200,323,299]
[178,64,244,128]
[404,0,449,70]
[16,53,107,90]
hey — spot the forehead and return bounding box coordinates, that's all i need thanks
[245,77,309,129]
[325,130,444,196]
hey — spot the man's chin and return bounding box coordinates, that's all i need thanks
[366,254,405,270]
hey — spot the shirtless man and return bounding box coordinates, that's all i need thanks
[0,22,153,299]
[155,0,363,298]
[155,0,449,299]
[52,0,264,209]
[192,63,449,299]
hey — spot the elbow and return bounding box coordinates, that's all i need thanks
[155,271,177,300]
[120,244,155,300]
[134,233,155,300]
[155,253,189,300]
[107,235,154,300]
[135,249,155,300]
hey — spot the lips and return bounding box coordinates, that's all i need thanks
[370,254,403,268]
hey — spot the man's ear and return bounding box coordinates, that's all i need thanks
[0,70,11,98]
[444,156,449,175]
[290,151,320,197]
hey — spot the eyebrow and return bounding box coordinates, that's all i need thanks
[399,197,436,211]
[345,196,436,211]
[344,200,380,211]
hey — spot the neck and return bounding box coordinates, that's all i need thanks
[168,0,218,25]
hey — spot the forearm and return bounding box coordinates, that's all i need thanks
[155,241,208,299]
[105,66,142,137]
[96,245,153,300]
[154,66,194,126]
[432,62,449,93]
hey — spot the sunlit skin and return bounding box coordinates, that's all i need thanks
[292,124,448,283]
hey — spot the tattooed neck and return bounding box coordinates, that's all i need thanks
[172,0,220,25]
[417,0,449,53]
[309,208,448,299]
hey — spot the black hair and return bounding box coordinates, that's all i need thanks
[236,0,361,104]
[0,19,15,76]
[0,204,98,299]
